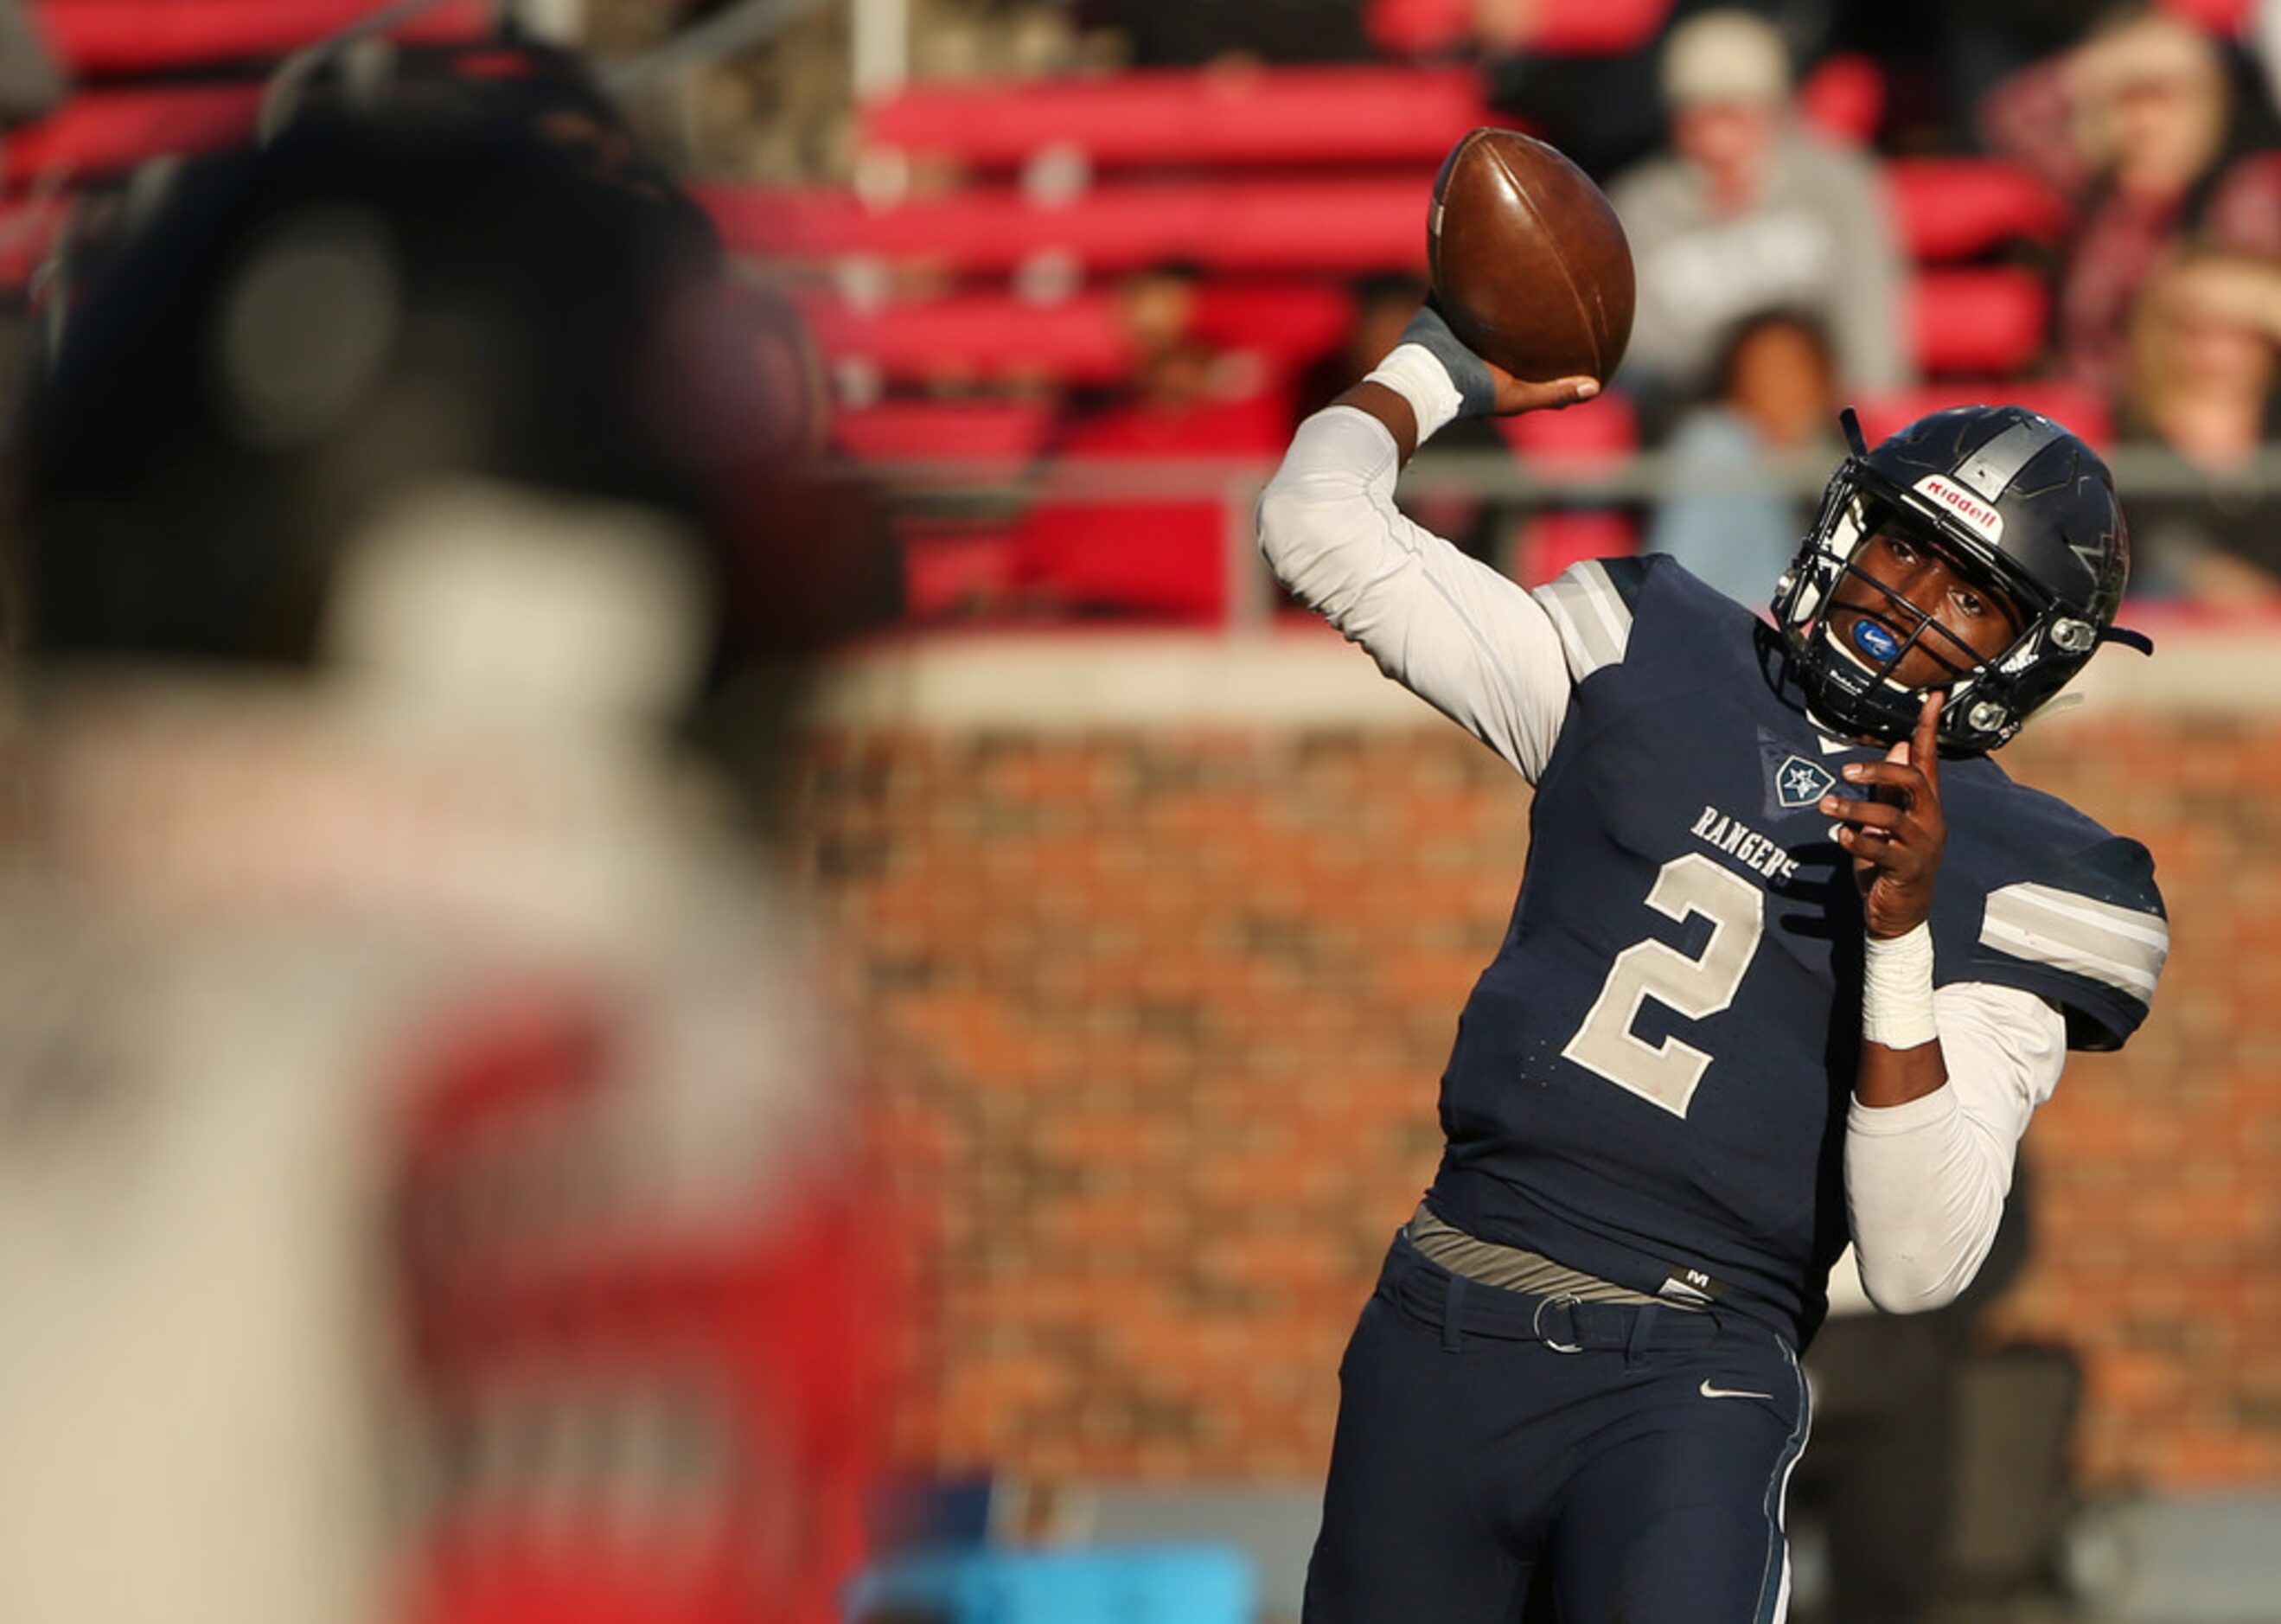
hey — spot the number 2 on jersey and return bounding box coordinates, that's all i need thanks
[1560,853,1766,1117]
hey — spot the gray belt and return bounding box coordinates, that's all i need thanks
[1403,1202,1682,1308]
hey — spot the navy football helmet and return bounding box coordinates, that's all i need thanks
[1773,404,2149,753]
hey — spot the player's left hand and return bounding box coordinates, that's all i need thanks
[1824,692,1946,939]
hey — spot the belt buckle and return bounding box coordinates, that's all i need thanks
[1530,1292,1584,1354]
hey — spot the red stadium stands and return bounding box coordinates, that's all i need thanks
[1797,54,1884,148]
[1495,391,1639,468]
[831,399,1057,476]
[808,294,1134,386]
[1907,267,2049,378]
[1364,0,1673,58]
[1854,382,2113,449]
[29,0,493,74]
[859,65,1497,173]
[1006,392,1289,623]
[1884,157,2072,262]
[1516,511,1639,585]
[706,176,1429,276]
[731,44,2106,628]
[2156,0,2252,33]
[808,283,1354,388]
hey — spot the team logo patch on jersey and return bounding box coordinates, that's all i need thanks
[1775,755,1837,809]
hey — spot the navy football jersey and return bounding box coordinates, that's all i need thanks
[1423,555,2167,1346]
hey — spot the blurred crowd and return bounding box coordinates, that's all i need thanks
[765,0,2281,621]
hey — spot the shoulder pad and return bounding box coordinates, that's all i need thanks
[1972,835,2168,1052]
[1529,556,1655,681]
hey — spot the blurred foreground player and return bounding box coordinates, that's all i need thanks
[1258,307,2169,1621]
[0,99,894,1624]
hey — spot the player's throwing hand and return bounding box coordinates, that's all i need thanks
[1825,691,1946,940]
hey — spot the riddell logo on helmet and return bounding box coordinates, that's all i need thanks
[1914,476,2005,543]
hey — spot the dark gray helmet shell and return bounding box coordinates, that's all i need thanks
[1774,405,2134,751]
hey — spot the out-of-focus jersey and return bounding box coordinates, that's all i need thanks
[0,689,889,1624]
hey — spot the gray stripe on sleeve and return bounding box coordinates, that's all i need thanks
[1529,560,1633,680]
[1978,882,2168,1001]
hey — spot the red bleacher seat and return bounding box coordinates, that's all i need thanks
[808,284,1352,387]
[831,399,1057,476]
[860,65,1495,173]
[2156,0,2252,33]
[0,84,262,187]
[1365,0,1673,58]
[1494,391,1639,468]
[1883,158,2071,262]
[901,520,1023,620]
[808,293,1133,385]
[1798,54,1883,148]
[1186,281,1356,362]
[707,176,1428,277]
[1007,393,1289,623]
[1515,511,1639,585]
[1853,381,2112,449]
[1907,266,2048,377]
[1498,400,1640,585]
[29,0,493,74]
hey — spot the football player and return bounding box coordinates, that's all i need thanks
[1257,305,2168,1624]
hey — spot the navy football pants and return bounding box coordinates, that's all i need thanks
[1303,1235,1811,1624]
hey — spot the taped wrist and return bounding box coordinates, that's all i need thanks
[1862,922,1938,1050]
[1363,305,1496,443]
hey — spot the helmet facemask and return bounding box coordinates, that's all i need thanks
[1776,466,2076,752]
[1775,406,2141,754]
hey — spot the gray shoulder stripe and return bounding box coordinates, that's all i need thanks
[1530,561,1633,679]
[1979,882,2168,1001]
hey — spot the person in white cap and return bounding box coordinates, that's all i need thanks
[1608,9,1912,427]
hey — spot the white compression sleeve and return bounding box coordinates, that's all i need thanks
[1844,980,2066,1311]
[1256,405,1573,781]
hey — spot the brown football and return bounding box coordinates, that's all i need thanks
[1428,128,1634,385]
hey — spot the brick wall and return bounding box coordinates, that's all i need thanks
[796,635,2281,1497]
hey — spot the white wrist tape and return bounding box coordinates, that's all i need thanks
[1862,922,1939,1050]
[1362,342,1466,444]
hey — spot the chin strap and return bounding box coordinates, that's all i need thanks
[2100,624,2155,655]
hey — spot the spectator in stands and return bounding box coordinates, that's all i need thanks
[1007,263,1286,618]
[1980,8,2281,410]
[1607,9,1911,435]
[1644,306,1839,609]
[2118,247,2281,604]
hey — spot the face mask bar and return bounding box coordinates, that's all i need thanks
[1779,470,2051,750]
[1806,502,2007,693]
[1784,407,2150,752]
[1824,497,2007,688]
